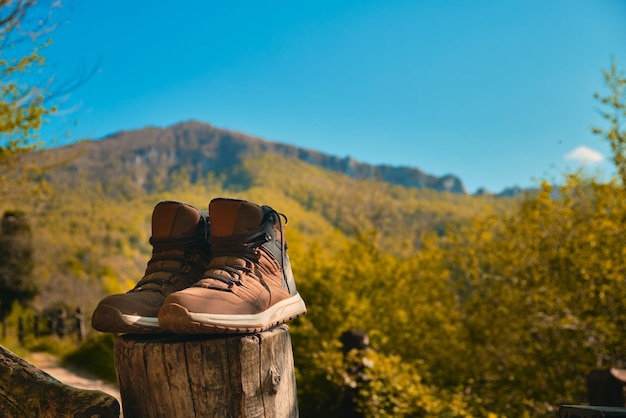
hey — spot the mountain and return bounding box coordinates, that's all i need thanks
[45,120,467,194]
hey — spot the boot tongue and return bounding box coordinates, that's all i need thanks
[209,198,263,237]
[152,201,201,238]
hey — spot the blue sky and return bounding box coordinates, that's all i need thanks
[38,0,626,193]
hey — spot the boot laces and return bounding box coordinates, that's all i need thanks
[134,217,210,292]
[200,209,288,291]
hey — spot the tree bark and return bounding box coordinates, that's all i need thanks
[114,325,298,418]
[0,344,120,417]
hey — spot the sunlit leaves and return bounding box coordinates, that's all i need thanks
[0,1,60,203]
[439,176,626,415]
[592,59,626,185]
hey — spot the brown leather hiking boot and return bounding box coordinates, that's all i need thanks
[91,201,211,333]
[158,197,307,334]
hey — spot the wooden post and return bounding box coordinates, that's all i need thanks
[587,368,626,407]
[114,325,299,418]
[0,344,120,417]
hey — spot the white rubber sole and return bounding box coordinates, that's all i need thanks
[122,314,159,329]
[92,304,163,333]
[158,293,307,334]
[188,293,306,327]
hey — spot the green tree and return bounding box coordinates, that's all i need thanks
[440,178,626,415]
[0,0,61,201]
[301,344,486,418]
[0,210,36,319]
[423,61,626,416]
[592,58,626,185]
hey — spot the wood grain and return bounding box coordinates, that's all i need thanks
[114,325,298,418]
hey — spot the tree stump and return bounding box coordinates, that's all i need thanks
[0,344,120,417]
[114,325,299,418]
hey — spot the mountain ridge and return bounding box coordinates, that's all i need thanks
[47,120,515,195]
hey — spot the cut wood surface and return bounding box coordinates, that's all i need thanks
[115,325,298,418]
[0,344,120,418]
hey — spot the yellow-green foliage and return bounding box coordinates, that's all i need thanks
[592,59,626,185]
[0,1,59,202]
[0,302,78,359]
[292,172,626,417]
[434,177,626,416]
[239,153,513,255]
[299,342,496,418]
[63,333,117,383]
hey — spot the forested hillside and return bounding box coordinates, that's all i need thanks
[3,145,511,315]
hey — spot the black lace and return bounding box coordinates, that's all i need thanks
[134,217,210,290]
[199,208,287,291]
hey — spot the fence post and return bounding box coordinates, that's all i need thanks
[17,317,23,344]
[114,324,299,418]
[34,314,40,337]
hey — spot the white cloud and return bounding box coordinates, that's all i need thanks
[565,146,605,165]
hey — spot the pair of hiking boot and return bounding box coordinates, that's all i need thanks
[91,197,307,334]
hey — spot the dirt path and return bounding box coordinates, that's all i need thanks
[29,352,122,408]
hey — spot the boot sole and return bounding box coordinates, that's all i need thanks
[158,293,307,334]
[91,304,163,334]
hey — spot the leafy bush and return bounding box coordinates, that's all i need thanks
[298,341,496,418]
[63,333,117,383]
